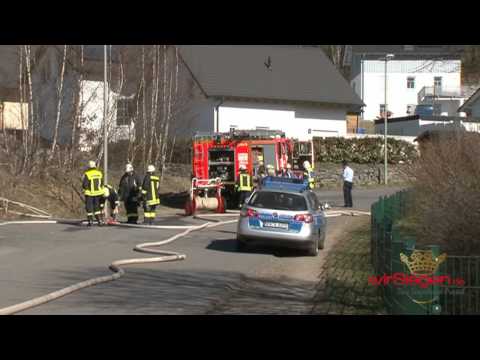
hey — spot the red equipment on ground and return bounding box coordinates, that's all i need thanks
[184,178,226,216]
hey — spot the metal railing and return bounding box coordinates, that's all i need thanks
[371,190,480,315]
[418,86,464,103]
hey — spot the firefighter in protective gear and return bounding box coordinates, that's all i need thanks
[82,160,105,226]
[285,163,294,178]
[260,164,276,187]
[119,163,142,224]
[100,184,120,223]
[235,165,253,208]
[141,165,160,225]
[303,161,315,190]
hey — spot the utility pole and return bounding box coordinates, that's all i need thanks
[384,54,395,185]
[103,45,108,185]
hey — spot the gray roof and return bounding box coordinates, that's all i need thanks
[178,45,363,108]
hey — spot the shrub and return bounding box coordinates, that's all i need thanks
[410,131,480,255]
[313,137,417,164]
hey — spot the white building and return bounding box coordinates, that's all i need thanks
[374,115,480,137]
[30,46,136,150]
[177,45,363,140]
[349,45,465,121]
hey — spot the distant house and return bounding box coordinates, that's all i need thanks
[30,45,136,150]
[374,114,480,137]
[349,45,465,121]
[177,45,363,140]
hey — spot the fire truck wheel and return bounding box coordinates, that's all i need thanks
[221,197,227,213]
[185,201,193,216]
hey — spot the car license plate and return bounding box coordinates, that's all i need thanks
[263,222,288,230]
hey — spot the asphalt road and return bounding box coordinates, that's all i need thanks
[0,187,402,315]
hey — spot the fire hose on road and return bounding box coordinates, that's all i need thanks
[0,208,370,315]
[0,218,238,315]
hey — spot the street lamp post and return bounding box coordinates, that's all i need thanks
[384,54,394,185]
[103,45,108,185]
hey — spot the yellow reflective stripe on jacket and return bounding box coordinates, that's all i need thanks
[85,169,104,196]
[238,174,252,191]
[148,176,160,205]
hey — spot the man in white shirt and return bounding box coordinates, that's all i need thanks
[342,160,354,208]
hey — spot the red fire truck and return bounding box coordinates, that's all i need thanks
[185,129,314,214]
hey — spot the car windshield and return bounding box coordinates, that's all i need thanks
[248,191,308,211]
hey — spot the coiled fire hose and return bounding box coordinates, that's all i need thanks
[0,217,238,315]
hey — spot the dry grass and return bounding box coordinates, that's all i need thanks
[409,131,480,255]
[0,164,191,220]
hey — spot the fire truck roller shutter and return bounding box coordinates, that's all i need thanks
[262,144,276,170]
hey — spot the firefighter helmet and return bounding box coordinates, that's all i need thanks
[239,165,247,171]
[303,161,311,169]
[147,165,156,173]
[287,163,292,169]
[125,163,134,173]
[103,187,110,198]
[88,160,96,169]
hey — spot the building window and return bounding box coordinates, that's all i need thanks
[407,77,415,89]
[116,98,135,126]
[434,76,442,88]
[379,104,386,115]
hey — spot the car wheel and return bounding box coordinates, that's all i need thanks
[318,229,326,250]
[308,237,319,256]
[236,235,248,251]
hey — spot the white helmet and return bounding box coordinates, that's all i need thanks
[147,165,156,173]
[287,163,292,170]
[88,160,96,169]
[303,161,311,169]
[239,165,247,171]
[103,187,110,198]
[125,163,134,172]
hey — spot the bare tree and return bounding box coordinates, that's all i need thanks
[49,45,68,161]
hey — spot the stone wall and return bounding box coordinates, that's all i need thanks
[164,162,412,188]
[314,162,412,188]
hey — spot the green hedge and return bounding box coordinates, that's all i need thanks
[313,137,417,164]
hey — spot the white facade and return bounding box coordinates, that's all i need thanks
[375,118,480,137]
[352,60,461,121]
[217,103,347,140]
[78,80,134,151]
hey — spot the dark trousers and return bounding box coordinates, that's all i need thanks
[238,191,252,208]
[125,200,139,224]
[343,181,353,207]
[143,203,157,224]
[85,196,102,218]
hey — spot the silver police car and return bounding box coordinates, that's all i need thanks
[236,178,327,256]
